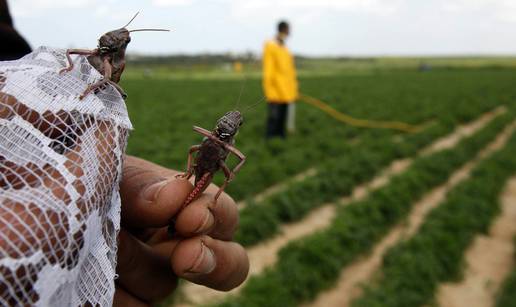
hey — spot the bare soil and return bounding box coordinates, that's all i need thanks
[421,106,506,155]
[237,168,318,209]
[436,177,516,307]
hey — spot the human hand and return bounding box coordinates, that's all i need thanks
[114,155,249,306]
[1,74,248,306]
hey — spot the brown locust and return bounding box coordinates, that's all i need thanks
[169,111,246,234]
[59,12,168,99]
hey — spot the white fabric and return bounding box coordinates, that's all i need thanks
[0,47,132,306]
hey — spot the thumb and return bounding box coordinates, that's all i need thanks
[120,156,194,228]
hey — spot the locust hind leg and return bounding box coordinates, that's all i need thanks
[79,58,125,99]
[80,57,112,99]
[79,79,127,100]
[79,79,109,100]
[109,81,128,99]
[214,160,233,202]
[213,144,246,202]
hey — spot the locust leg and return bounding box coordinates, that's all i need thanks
[59,48,97,74]
[193,126,216,139]
[175,145,201,180]
[225,143,246,175]
[214,161,232,201]
[213,146,246,202]
[192,126,246,172]
[192,126,228,146]
[108,80,128,99]
[79,57,111,99]
[79,58,126,100]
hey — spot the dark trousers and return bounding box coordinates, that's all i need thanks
[266,103,288,139]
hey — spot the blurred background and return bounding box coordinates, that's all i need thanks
[4,1,516,307]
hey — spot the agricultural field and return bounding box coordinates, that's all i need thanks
[120,62,516,307]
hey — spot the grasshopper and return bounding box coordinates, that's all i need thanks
[59,12,168,99]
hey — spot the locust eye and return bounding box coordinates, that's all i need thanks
[99,46,111,53]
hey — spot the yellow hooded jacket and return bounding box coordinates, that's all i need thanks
[262,39,298,103]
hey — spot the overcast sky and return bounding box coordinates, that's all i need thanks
[8,0,516,56]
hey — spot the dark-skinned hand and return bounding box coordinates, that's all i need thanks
[114,155,249,306]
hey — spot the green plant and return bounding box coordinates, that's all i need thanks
[354,132,516,307]
[215,107,514,307]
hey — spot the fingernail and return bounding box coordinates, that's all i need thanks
[194,209,215,234]
[143,180,168,202]
[186,242,216,275]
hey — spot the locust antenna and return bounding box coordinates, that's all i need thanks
[129,28,171,32]
[123,12,140,29]
[234,77,247,110]
[244,96,266,113]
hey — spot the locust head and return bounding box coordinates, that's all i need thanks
[98,28,131,56]
[97,13,168,56]
[215,111,244,142]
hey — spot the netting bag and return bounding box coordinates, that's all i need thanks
[0,47,132,306]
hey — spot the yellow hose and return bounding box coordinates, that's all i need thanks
[298,93,424,133]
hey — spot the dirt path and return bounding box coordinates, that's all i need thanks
[305,120,516,307]
[435,177,516,307]
[173,106,506,307]
[421,106,506,155]
[237,168,317,209]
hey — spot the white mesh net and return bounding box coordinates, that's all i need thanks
[0,47,132,306]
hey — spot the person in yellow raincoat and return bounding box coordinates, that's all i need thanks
[262,20,298,139]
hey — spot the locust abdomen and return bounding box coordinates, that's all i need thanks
[182,172,213,208]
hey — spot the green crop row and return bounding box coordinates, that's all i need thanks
[496,238,516,307]
[215,111,515,307]
[352,130,516,307]
[123,70,516,201]
[235,103,506,247]
[235,124,445,246]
